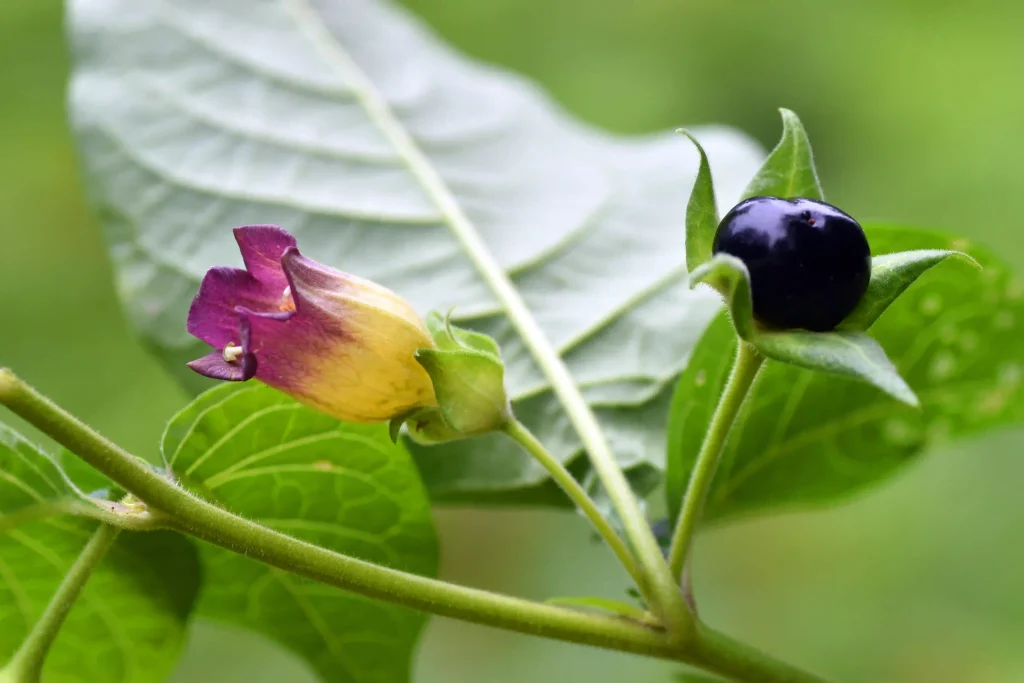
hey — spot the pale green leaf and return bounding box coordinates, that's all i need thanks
[161,384,438,683]
[0,425,200,683]
[741,108,824,201]
[68,0,763,502]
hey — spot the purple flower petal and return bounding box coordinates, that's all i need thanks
[234,225,296,290]
[187,266,275,349]
[186,313,256,381]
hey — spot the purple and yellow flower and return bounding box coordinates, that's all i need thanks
[187,225,438,423]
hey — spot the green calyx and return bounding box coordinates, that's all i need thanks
[395,312,511,444]
[681,110,979,407]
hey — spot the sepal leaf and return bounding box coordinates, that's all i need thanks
[689,255,755,340]
[741,108,824,201]
[755,329,917,406]
[690,254,917,405]
[841,249,979,330]
[679,130,719,273]
[424,311,501,357]
[413,348,510,438]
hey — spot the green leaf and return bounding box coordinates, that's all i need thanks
[679,130,719,273]
[690,253,917,405]
[0,425,200,683]
[68,0,762,503]
[667,224,1024,522]
[545,596,651,622]
[841,249,979,330]
[741,108,824,201]
[162,384,439,683]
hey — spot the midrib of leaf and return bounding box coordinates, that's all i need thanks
[282,0,680,614]
[282,0,626,490]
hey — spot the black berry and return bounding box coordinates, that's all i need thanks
[712,196,871,332]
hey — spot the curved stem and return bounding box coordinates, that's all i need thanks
[1,523,120,682]
[502,421,648,598]
[289,2,688,629]
[0,368,829,682]
[668,341,764,582]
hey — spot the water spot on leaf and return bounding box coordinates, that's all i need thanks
[312,460,334,471]
[928,351,957,381]
[883,419,917,447]
[958,331,979,352]
[920,294,943,316]
[999,363,1021,386]
[1007,280,1023,301]
[695,370,707,387]
[977,389,1012,417]
[995,311,1015,330]
[927,418,951,446]
[939,325,958,344]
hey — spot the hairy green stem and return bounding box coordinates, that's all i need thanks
[0,369,827,682]
[1,523,120,682]
[287,0,687,630]
[502,421,648,598]
[668,341,764,581]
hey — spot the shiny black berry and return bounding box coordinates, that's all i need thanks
[712,196,871,332]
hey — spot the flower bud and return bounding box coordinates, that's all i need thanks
[186,225,437,423]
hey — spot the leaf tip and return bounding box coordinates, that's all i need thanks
[890,378,920,408]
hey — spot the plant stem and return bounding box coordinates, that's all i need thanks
[502,421,648,598]
[0,368,828,682]
[290,3,689,630]
[1,523,120,682]
[691,623,827,683]
[668,341,764,582]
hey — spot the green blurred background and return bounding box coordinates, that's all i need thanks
[3,1,1023,681]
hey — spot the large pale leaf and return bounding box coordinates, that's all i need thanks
[666,225,1024,522]
[161,383,438,683]
[68,0,763,500]
[0,425,200,683]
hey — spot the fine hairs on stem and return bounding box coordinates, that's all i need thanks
[0,368,827,683]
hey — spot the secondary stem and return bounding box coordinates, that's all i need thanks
[1,523,120,682]
[668,341,764,582]
[502,421,649,599]
[0,368,828,682]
